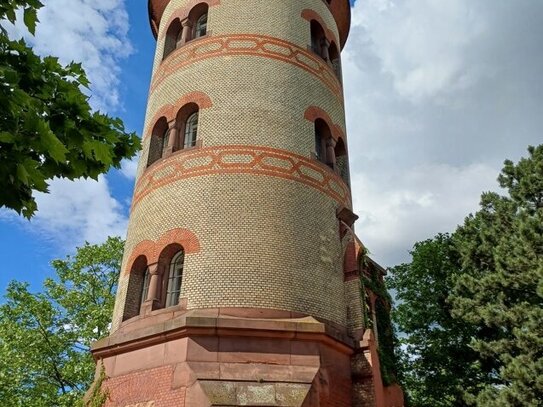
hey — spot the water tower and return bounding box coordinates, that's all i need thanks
[91,1,403,405]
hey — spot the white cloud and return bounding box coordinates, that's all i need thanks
[344,0,543,266]
[32,177,128,245]
[0,177,128,248]
[7,0,132,112]
[356,0,486,102]
[120,157,140,179]
[351,163,498,266]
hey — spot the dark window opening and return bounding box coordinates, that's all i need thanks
[310,20,326,59]
[147,117,169,167]
[163,19,182,59]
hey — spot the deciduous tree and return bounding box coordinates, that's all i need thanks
[0,237,123,406]
[0,0,140,218]
[388,234,489,406]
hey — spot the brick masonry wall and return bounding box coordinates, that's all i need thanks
[344,279,364,334]
[103,365,186,407]
[151,0,341,77]
[111,0,354,332]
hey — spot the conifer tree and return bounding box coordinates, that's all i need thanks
[451,145,543,405]
[390,145,542,406]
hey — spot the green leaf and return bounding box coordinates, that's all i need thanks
[23,7,38,35]
[0,237,122,404]
[4,8,16,24]
[0,2,140,218]
[393,145,543,405]
[0,132,14,143]
[17,164,29,185]
[84,140,112,165]
[40,129,68,162]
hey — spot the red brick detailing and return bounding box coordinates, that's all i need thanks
[103,365,186,406]
[341,222,366,267]
[149,0,352,48]
[304,105,346,141]
[152,34,343,102]
[301,9,339,47]
[343,241,359,282]
[156,228,200,257]
[146,91,212,138]
[132,145,352,210]
[125,228,200,275]
[126,240,154,269]
[162,0,220,38]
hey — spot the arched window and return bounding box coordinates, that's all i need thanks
[166,251,184,307]
[315,127,323,162]
[314,119,331,164]
[329,41,341,79]
[163,4,210,57]
[161,128,171,156]
[310,20,326,59]
[147,117,169,167]
[164,19,182,59]
[174,103,200,151]
[184,112,198,148]
[122,256,148,321]
[194,13,208,39]
[187,3,209,43]
[335,137,349,185]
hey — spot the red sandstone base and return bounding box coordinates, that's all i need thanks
[91,309,403,406]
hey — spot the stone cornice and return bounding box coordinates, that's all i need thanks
[92,311,355,360]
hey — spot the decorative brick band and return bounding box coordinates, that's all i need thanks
[125,228,201,275]
[132,145,352,210]
[152,34,343,101]
[148,0,351,48]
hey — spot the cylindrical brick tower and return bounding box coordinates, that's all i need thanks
[91,1,403,406]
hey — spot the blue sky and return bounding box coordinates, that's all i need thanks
[1,0,542,294]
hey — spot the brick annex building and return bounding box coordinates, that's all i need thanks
[91,0,404,405]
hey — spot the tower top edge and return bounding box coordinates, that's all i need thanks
[147,0,352,49]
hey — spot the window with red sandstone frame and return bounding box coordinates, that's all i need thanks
[147,117,169,167]
[162,3,209,60]
[183,112,198,149]
[194,13,208,39]
[140,268,150,306]
[166,251,184,307]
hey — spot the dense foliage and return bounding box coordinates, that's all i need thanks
[0,0,140,218]
[0,237,122,406]
[388,235,491,406]
[451,145,543,405]
[390,145,543,406]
